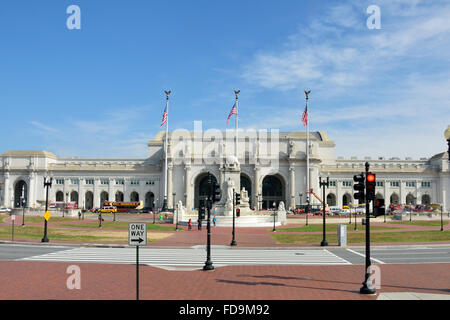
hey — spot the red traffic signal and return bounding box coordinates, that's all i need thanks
[366,174,375,183]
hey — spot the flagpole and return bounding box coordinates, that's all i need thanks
[163,90,171,212]
[234,90,240,158]
[305,90,311,209]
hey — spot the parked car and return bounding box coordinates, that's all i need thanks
[0,207,12,213]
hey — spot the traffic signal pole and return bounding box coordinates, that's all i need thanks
[360,162,376,295]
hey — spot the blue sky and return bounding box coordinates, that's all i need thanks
[0,0,449,159]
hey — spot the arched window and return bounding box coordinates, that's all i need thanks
[130,192,139,202]
[326,193,336,206]
[56,191,64,202]
[421,194,431,205]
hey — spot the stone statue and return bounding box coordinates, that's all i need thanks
[278,201,286,212]
[226,178,235,211]
[289,140,296,157]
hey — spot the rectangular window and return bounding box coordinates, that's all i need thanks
[421,181,431,188]
[131,180,139,185]
[329,181,336,187]
[390,181,399,187]
[376,181,384,187]
[70,179,79,185]
[101,179,109,185]
[116,179,124,185]
[145,180,155,185]
[406,181,416,187]
[342,181,352,187]
[85,179,94,185]
[55,179,65,185]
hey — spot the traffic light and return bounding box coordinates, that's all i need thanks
[235,192,241,205]
[236,208,240,217]
[199,206,206,220]
[353,173,365,203]
[366,173,376,201]
[213,182,221,203]
[374,198,385,217]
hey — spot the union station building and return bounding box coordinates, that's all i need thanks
[1,129,449,213]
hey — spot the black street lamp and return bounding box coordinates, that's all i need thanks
[41,177,52,243]
[231,189,237,246]
[441,205,444,232]
[64,192,68,218]
[354,206,358,230]
[319,177,329,247]
[153,201,156,224]
[306,198,309,226]
[272,202,277,232]
[21,197,26,227]
[174,192,179,231]
[299,193,302,207]
[203,173,214,271]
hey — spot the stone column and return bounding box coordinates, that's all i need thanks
[167,163,173,209]
[254,166,261,210]
[28,172,35,208]
[185,165,192,210]
[289,165,296,209]
[3,172,10,207]
[108,178,113,201]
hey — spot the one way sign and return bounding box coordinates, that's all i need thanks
[128,223,147,246]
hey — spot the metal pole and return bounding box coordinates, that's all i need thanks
[441,205,444,232]
[234,90,240,158]
[306,199,309,226]
[231,189,237,246]
[162,90,171,211]
[22,198,25,226]
[11,214,14,241]
[360,162,376,294]
[136,245,139,300]
[203,173,214,271]
[320,177,329,246]
[42,178,51,243]
[272,202,276,232]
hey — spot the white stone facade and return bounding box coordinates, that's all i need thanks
[1,130,449,212]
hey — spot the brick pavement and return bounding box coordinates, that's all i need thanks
[0,261,449,300]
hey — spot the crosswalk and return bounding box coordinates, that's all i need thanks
[19,247,351,268]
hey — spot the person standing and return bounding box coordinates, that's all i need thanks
[213,216,216,227]
[188,218,192,231]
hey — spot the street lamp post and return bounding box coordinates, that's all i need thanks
[306,199,309,226]
[174,192,179,231]
[203,173,214,271]
[258,193,261,211]
[153,201,156,224]
[319,177,329,247]
[231,189,237,246]
[41,177,52,243]
[272,202,277,232]
[21,197,26,227]
[441,205,444,232]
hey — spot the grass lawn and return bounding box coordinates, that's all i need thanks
[0,224,172,243]
[276,224,400,233]
[387,221,449,227]
[272,230,450,245]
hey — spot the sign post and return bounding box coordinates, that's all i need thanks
[128,222,147,300]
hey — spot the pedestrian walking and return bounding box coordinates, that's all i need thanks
[188,218,192,231]
[159,213,163,223]
[213,216,216,227]
[198,218,202,230]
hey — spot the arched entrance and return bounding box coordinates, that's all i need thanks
[342,193,352,207]
[115,191,124,202]
[70,191,79,206]
[390,193,399,205]
[326,193,336,206]
[100,191,109,206]
[145,192,155,209]
[85,191,93,209]
[240,174,252,208]
[56,191,64,202]
[14,180,27,208]
[421,194,431,205]
[130,191,139,202]
[194,173,218,209]
[262,175,285,209]
[406,194,416,205]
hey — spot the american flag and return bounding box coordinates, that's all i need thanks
[301,105,308,127]
[226,102,237,125]
[160,105,168,126]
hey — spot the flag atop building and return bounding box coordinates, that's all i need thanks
[226,102,237,125]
